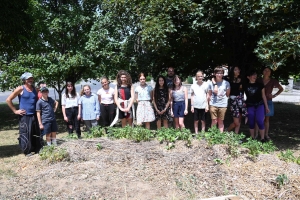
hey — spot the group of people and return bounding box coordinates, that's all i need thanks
[6,66,283,155]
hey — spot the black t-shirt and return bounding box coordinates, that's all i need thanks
[243,82,264,106]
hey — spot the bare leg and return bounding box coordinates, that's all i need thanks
[217,118,224,133]
[174,117,179,129]
[178,117,185,129]
[234,116,241,134]
[211,119,218,128]
[163,119,168,128]
[121,119,127,127]
[156,119,161,129]
[264,116,270,138]
[194,120,199,134]
[127,118,133,127]
[201,120,206,132]
[145,122,150,129]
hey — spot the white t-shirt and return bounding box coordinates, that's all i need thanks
[97,87,114,104]
[61,92,81,108]
[190,82,208,109]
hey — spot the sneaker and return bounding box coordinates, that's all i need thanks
[260,139,266,143]
[265,136,271,141]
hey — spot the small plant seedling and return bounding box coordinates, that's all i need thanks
[96,143,102,150]
[214,158,224,165]
[275,174,288,188]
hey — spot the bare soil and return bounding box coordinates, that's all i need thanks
[0,102,299,199]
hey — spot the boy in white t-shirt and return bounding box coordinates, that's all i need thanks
[190,70,209,134]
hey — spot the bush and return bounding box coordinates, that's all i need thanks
[187,76,193,84]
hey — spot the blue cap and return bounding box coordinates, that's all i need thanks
[20,72,33,81]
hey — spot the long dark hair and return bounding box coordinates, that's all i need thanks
[65,82,77,97]
[154,75,169,103]
[228,66,242,83]
[172,75,182,90]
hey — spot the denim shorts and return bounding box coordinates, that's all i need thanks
[172,101,185,117]
[265,100,274,116]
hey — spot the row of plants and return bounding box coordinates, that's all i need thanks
[39,125,300,166]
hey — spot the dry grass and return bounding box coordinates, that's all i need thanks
[0,102,299,199]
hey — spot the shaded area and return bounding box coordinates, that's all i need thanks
[0,144,22,157]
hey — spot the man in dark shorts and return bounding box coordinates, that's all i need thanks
[6,72,43,156]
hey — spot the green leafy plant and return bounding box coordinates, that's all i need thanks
[96,143,102,150]
[86,126,106,138]
[187,76,193,84]
[204,126,226,146]
[275,174,288,188]
[39,145,69,163]
[242,138,263,157]
[177,128,193,147]
[278,149,297,163]
[65,134,78,140]
[224,131,245,157]
[214,158,224,165]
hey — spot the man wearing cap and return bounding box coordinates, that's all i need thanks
[36,87,58,146]
[6,72,43,155]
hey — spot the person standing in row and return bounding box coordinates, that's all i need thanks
[153,75,171,129]
[114,70,135,127]
[135,73,155,129]
[61,81,81,137]
[97,76,115,127]
[6,72,43,155]
[166,67,175,88]
[208,66,230,133]
[36,87,58,146]
[256,67,283,140]
[226,66,247,134]
[190,70,209,134]
[80,85,100,132]
[170,75,188,130]
[244,70,269,142]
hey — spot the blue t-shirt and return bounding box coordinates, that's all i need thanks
[36,97,56,123]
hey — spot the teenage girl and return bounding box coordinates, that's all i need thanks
[226,66,247,134]
[135,73,155,129]
[170,75,188,129]
[61,81,81,137]
[244,70,269,142]
[153,75,171,129]
[114,70,135,127]
[97,76,115,127]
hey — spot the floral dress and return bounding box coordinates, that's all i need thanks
[154,89,171,121]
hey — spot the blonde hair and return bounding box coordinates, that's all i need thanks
[80,85,91,96]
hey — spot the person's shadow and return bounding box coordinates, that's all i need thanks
[0,144,22,158]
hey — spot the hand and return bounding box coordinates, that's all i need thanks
[77,115,81,120]
[266,107,270,113]
[15,109,26,116]
[39,124,44,130]
[96,117,99,120]
[54,108,57,112]
[64,116,68,122]
[266,94,273,99]
[191,107,194,113]
[171,111,174,117]
[205,107,209,112]
[211,77,216,84]
[184,109,188,115]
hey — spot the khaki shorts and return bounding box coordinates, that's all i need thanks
[209,106,227,120]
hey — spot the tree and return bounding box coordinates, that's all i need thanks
[87,0,300,81]
[1,0,101,102]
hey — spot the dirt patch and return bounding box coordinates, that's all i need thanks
[0,138,299,199]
